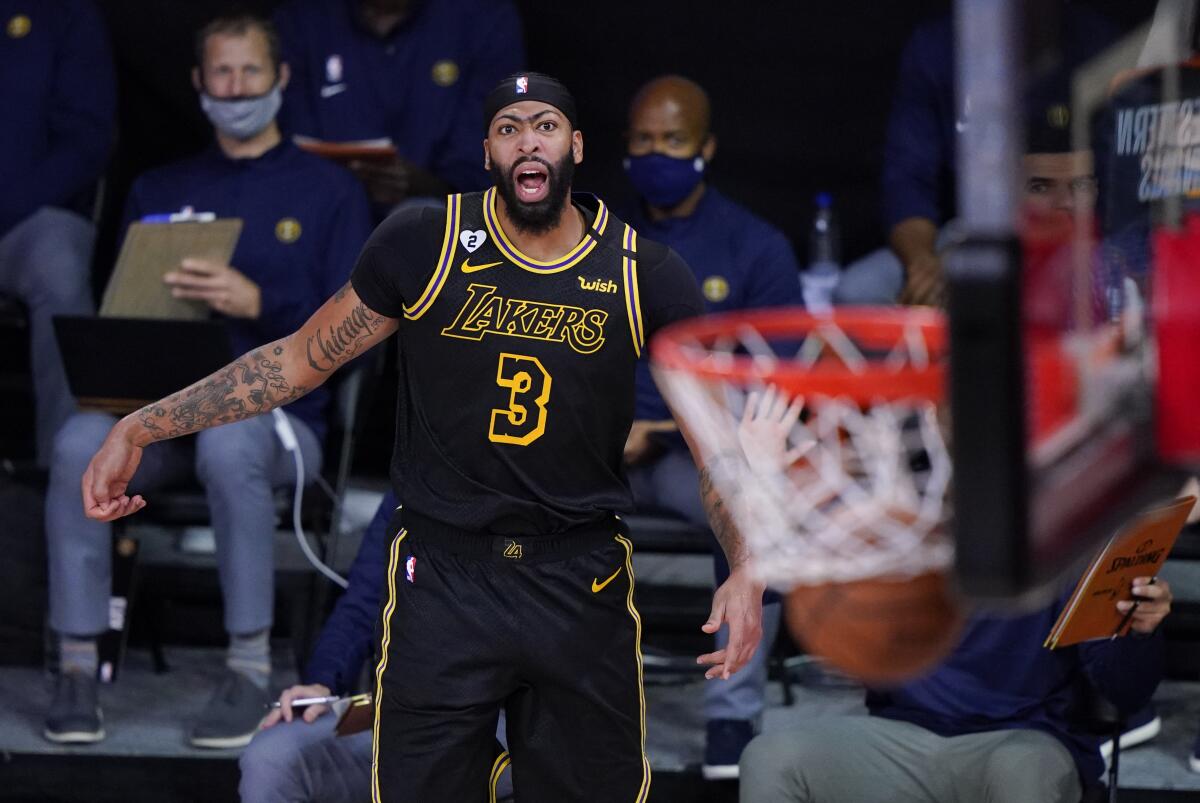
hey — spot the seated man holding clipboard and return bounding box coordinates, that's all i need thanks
[739,496,1187,803]
[43,10,370,748]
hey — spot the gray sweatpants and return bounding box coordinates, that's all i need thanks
[47,410,321,637]
[739,715,1083,803]
[239,711,512,802]
[0,207,96,465]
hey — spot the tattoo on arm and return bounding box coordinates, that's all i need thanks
[306,302,383,372]
[698,459,752,570]
[134,343,309,441]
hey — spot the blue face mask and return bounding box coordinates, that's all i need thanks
[623,152,706,208]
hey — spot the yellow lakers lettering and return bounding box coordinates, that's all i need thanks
[442,283,607,354]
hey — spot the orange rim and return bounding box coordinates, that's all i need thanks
[650,306,947,404]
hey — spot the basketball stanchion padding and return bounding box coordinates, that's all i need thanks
[1153,214,1200,465]
[651,307,962,683]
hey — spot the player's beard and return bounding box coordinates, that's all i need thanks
[490,151,575,235]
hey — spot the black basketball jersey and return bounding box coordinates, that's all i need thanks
[351,188,703,535]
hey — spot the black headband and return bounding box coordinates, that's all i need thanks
[483,72,578,133]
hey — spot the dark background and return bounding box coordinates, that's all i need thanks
[91,0,965,276]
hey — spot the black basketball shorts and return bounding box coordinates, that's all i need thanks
[370,509,651,803]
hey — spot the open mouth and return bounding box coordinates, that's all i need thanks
[514,162,549,198]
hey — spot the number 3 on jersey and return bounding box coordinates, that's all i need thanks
[489,353,552,445]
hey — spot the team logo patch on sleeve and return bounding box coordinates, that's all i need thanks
[275,218,302,243]
[405,555,416,583]
[702,275,730,303]
[431,59,459,87]
[7,14,30,38]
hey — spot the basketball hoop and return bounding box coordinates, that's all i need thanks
[650,307,954,590]
[651,306,963,682]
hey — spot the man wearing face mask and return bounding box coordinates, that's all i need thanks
[619,75,803,781]
[273,0,524,212]
[42,11,371,749]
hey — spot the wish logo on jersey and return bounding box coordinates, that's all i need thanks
[441,283,608,354]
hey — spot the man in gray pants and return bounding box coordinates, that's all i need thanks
[0,0,115,466]
[739,577,1173,802]
[239,491,514,802]
[43,10,370,749]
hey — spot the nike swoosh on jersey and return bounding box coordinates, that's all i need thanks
[320,83,348,99]
[591,567,623,593]
[461,258,503,274]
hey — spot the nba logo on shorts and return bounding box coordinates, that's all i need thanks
[515,76,529,94]
[405,555,416,583]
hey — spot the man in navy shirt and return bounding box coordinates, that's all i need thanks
[740,576,1173,802]
[619,75,803,781]
[273,0,524,208]
[43,11,371,749]
[0,0,115,466]
[238,491,514,803]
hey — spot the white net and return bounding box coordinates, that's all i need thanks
[652,310,954,590]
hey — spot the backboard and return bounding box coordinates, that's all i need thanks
[948,0,1197,604]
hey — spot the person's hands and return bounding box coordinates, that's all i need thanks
[260,683,334,729]
[349,156,413,206]
[738,386,808,477]
[1120,577,1172,635]
[899,251,944,307]
[623,419,676,465]
[82,420,146,521]
[698,565,765,680]
[164,259,262,318]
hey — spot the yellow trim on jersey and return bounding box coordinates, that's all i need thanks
[403,194,460,320]
[615,533,651,802]
[622,225,645,357]
[370,527,408,803]
[489,752,511,803]
[482,187,607,273]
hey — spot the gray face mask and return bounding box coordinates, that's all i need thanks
[199,84,282,140]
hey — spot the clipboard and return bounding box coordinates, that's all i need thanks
[100,219,242,319]
[1044,495,1195,649]
[293,135,398,165]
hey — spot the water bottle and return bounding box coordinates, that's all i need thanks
[801,192,841,315]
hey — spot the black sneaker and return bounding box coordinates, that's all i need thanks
[188,669,269,749]
[702,718,755,780]
[44,671,105,744]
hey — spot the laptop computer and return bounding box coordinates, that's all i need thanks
[54,315,235,414]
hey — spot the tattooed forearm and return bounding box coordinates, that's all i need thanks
[306,302,383,372]
[699,457,752,570]
[134,344,310,441]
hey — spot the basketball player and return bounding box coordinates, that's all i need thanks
[80,72,765,802]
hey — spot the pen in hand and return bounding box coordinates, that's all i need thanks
[1112,577,1157,638]
[265,695,342,710]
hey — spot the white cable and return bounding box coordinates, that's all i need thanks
[271,409,348,588]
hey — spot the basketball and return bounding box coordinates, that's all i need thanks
[784,571,964,685]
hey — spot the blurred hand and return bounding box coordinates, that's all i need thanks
[623,419,675,465]
[164,258,261,318]
[1119,577,1172,635]
[738,386,809,477]
[82,420,146,521]
[698,565,765,680]
[899,251,944,307]
[260,683,334,729]
[350,156,413,206]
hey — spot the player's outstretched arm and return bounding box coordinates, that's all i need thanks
[82,282,398,521]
